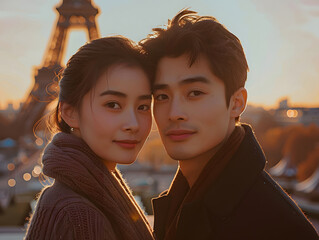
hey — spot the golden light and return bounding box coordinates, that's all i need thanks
[7,163,15,171]
[35,138,44,146]
[20,154,28,164]
[23,173,32,181]
[287,109,298,118]
[8,179,16,187]
[33,165,42,175]
[32,165,42,177]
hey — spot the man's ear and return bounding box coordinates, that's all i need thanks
[230,87,247,118]
[60,102,80,129]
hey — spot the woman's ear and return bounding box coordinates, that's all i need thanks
[60,102,80,129]
[230,87,248,118]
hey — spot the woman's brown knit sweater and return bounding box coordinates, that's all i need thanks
[24,132,154,240]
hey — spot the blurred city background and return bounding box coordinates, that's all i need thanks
[0,0,319,238]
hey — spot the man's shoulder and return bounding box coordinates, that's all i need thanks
[253,170,305,212]
[241,170,318,235]
[202,170,319,239]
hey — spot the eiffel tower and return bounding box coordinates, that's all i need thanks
[11,0,100,139]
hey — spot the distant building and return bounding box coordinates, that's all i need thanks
[271,99,319,126]
[241,104,268,127]
[0,102,21,120]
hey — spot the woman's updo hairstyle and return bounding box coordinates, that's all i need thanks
[49,36,149,133]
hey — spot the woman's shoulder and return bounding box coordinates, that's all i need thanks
[26,181,117,239]
[38,181,103,215]
[52,193,116,239]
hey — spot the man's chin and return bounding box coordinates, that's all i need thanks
[166,150,198,161]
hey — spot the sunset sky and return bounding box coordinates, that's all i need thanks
[0,0,318,110]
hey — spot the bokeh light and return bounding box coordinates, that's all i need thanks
[287,109,298,118]
[23,173,32,181]
[33,165,42,175]
[32,165,42,177]
[7,163,15,171]
[8,179,16,187]
[35,138,43,146]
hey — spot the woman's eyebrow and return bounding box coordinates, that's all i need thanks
[100,90,151,100]
[100,90,126,98]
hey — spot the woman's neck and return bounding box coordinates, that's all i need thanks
[70,130,117,172]
[104,161,117,172]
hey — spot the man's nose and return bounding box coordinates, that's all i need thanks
[169,97,188,122]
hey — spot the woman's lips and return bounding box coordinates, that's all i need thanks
[114,140,140,149]
[166,129,196,141]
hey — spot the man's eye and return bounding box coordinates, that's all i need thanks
[188,91,204,97]
[155,94,168,101]
[105,102,121,109]
[138,105,150,111]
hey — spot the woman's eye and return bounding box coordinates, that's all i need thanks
[138,105,150,111]
[188,91,204,97]
[105,102,121,109]
[155,94,168,101]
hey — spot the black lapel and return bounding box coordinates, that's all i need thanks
[203,124,266,217]
[152,169,189,240]
[175,200,213,240]
[153,124,266,239]
[152,194,171,240]
[173,124,266,239]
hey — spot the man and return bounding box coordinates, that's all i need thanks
[140,9,318,240]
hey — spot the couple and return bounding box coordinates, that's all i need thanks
[25,10,318,240]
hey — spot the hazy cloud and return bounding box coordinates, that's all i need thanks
[249,0,319,106]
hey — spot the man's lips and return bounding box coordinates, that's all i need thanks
[166,129,196,141]
[113,140,140,149]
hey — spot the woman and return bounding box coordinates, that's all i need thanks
[24,37,154,240]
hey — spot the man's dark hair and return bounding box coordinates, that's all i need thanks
[140,9,249,107]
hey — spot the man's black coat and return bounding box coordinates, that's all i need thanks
[152,124,318,240]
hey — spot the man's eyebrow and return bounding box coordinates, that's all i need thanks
[179,76,210,85]
[153,76,210,92]
[100,90,126,98]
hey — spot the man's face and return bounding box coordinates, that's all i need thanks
[153,54,235,160]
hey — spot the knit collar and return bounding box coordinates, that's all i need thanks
[42,132,154,240]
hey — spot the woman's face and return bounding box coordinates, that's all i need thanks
[76,64,152,170]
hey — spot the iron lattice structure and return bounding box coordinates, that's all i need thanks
[11,0,100,139]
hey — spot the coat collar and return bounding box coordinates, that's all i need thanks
[152,169,188,239]
[202,124,266,217]
[152,124,266,239]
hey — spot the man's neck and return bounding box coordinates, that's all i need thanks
[179,147,219,188]
[179,125,236,188]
